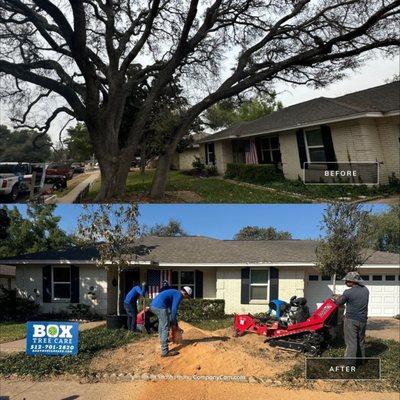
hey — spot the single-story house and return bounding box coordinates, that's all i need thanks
[197,82,400,184]
[1,236,399,317]
[0,264,16,290]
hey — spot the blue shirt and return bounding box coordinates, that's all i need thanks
[124,285,145,305]
[151,289,183,323]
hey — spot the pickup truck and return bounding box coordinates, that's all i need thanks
[46,162,74,180]
[0,162,33,202]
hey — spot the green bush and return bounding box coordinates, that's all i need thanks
[204,164,218,177]
[192,156,205,172]
[144,298,225,322]
[0,288,39,322]
[224,163,284,184]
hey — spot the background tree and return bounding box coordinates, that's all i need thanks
[368,205,400,254]
[204,93,282,130]
[315,203,372,293]
[234,226,292,240]
[144,219,188,237]
[0,125,51,162]
[64,123,94,162]
[0,1,399,200]
[0,205,70,258]
[76,204,146,315]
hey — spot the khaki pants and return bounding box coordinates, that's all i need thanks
[344,318,367,359]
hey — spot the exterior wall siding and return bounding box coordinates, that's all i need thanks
[178,148,200,170]
[15,264,108,315]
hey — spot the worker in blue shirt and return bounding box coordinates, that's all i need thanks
[124,281,146,332]
[150,286,192,357]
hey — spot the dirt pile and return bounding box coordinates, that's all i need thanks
[90,322,299,377]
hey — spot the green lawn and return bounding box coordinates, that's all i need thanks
[282,337,400,392]
[190,317,233,331]
[0,322,26,343]
[86,170,307,203]
[0,327,138,379]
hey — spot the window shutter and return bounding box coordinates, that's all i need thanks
[205,144,209,165]
[321,125,338,170]
[254,138,263,164]
[195,270,203,298]
[269,267,279,300]
[296,129,308,169]
[42,265,52,303]
[70,265,80,303]
[209,143,216,165]
[240,267,250,304]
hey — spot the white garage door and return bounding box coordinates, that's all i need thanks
[304,273,400,317]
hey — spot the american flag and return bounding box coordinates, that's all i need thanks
[245,139,259,164]
[147,269,172,299]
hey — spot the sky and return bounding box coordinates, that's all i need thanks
[8,204,389,240]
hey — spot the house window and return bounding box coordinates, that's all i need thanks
[321,275,331,281]
[372,275,382,281]
[385,275,395,281]
[308,275,319,281]
[360,275,370,281]
[171,270,195,298]
[250,269,269,301]
[304,128,326,162]
[52,267,71,301]
[205,143,215,165]
[259,137,281,164]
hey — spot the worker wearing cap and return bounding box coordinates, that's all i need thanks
[334,271,369,361]
[150,286,192,357]
[124,281,146,332]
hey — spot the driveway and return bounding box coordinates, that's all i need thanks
[367,318,399,341]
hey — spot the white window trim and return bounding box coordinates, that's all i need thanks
[260,136,280,164]
[249,268,269,304]
[52,266,71,302]
[304,128,325,163]
[171,270,196,298]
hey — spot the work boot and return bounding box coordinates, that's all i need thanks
[161,350,180,357]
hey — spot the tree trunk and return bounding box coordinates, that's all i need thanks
[332,273,337,294]
[150,151,173,198]
[95,149,132,201]
[140,147,146,175]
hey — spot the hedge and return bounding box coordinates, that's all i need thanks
[224,163,284,184]
[144,298,225,322]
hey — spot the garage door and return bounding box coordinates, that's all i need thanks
[305,273,400,317]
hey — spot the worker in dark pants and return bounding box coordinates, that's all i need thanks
[150,286,192,357]
[334,272,369,364]
[124,281,146,332]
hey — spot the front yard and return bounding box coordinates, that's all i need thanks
[85,170,306,203]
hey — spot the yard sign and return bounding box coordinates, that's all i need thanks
[26,321,79,356]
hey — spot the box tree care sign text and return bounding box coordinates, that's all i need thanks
[26,321,79,356]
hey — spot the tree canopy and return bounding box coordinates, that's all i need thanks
[144,219,188,237]
[0,1,399,199]
[204,93,282,130]
[0,205,71,258]
[0,125,52,162]
[234,226,292,241]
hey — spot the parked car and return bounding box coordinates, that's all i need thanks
[0,162,32,202]
[45,162,74,180]
[71,162,85,173]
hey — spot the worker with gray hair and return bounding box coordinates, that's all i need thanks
[334,271,369,363]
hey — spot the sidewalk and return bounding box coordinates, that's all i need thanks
[0,321,105,354]
[56,170,100,203]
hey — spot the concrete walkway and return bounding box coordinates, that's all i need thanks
[56,170,100,203]
[0,321,105,354]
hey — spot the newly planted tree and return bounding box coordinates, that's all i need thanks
[1,1,399,199]
[315,203,372,293]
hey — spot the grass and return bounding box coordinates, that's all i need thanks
[55,172,91,197]
[86,170,306,203]
[190,317,233,331]
[0,326,138,379]
[282,337,400,392]
[0,322,26,343]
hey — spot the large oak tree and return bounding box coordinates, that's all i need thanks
[0,0,399,200]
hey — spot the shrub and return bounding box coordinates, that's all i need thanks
[67,303,94,320]
[224,163,284,184]
[192,156,205,172]
[0,288,39,322]
[144,298,225,322]
[204,164,218,177]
